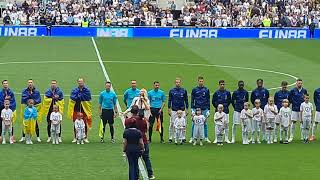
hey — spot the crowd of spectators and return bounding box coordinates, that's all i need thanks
[178,0,320,27]
[1,0,320,28]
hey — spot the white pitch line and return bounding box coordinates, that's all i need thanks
[91,37,149,180]
[0,60,298,92]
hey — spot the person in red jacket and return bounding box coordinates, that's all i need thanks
[125,105,155,180]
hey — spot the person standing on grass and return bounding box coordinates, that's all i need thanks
[125,105,156,180]
[288,79,307,142]
[251,79,269,142]
[168,78,189,143]
[189,76,211,143]
[1,100,14,144]
[300,94,313,143]
[311,87,320,140]
[123,117,144,180]
[231,80,249,143]
[148,81,166,143]
[68,78,92,143]
[212,80,232,144]
[0,80,16,143]
[123,89,151,120]
[42,80,64,143]
[274,81,289,143]
[23,99,38,145]
[19,79,42,143]
[124,80,140,109]
[98,81,118,143]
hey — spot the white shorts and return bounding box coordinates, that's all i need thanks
[291,111,301,122]
[315,111,320,123]
[252,120,261,132]
[233,111,241,125]
[51,124,60,134]
[242,120,250,133]
[302,119,311,130]
[170,111,186,124]
[215,124,225,135]
[225,114,230,124]
[275,115,281,124]
[266,118,275,129]
[193,125,204,139]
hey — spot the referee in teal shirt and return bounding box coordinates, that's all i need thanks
[99,81,118,143]
[148,81,166,143]
[123,80,140,108]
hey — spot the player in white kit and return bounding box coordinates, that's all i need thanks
[240,102,253,145]
[300,94,313,143]
[214,105,226,146]
[74,113,86,145]
[279,99,291,144]
[252,99,263,144]
[50,105,62,145]
[264,97,278,144]
[174,110,186,145]
[1,100,13,144]
[193,108,206,146]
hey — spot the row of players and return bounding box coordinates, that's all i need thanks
[174,94,311,146]
[0,77,318,145]
[164,77,317,145]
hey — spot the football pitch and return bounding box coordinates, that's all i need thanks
[0,37,320,180]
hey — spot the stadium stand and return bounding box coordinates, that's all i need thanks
[0,0,319,27]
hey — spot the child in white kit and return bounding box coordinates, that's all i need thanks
[264,97,278,144]
[279,99,291,144]
[193,108,206,146]
[1,100,13,144]
[174,110,186,145]
[240,102,253,145]
[74,112,86,145]
[50,105,62,145]
[214,105,226,146]
[300,94,313,143]
[252,99,264,144]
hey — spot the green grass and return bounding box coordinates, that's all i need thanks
[0,37,320,180]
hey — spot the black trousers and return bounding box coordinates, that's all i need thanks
[148,108,164,141]
[47,112,61,137]
[101,109,114,139]
[22,121,39,137]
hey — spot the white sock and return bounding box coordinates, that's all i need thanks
[275,125,279,140]
[271,129,275,141]
[224,125,229,141]
[290,123,296,138]
[262,123,266,140]
[252,132,255,142]
[232,124,236,141]
[312,123,317,136]
[300,124,304,139]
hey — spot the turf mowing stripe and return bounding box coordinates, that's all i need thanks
[91,37,149,180]
[0,60,298,93]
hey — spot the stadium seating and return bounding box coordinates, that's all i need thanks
[0,0,319,27]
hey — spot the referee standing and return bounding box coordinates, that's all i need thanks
[148,81,166,143]
[99,81,118,143]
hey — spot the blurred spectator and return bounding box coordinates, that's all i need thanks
[0,0,319,28]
